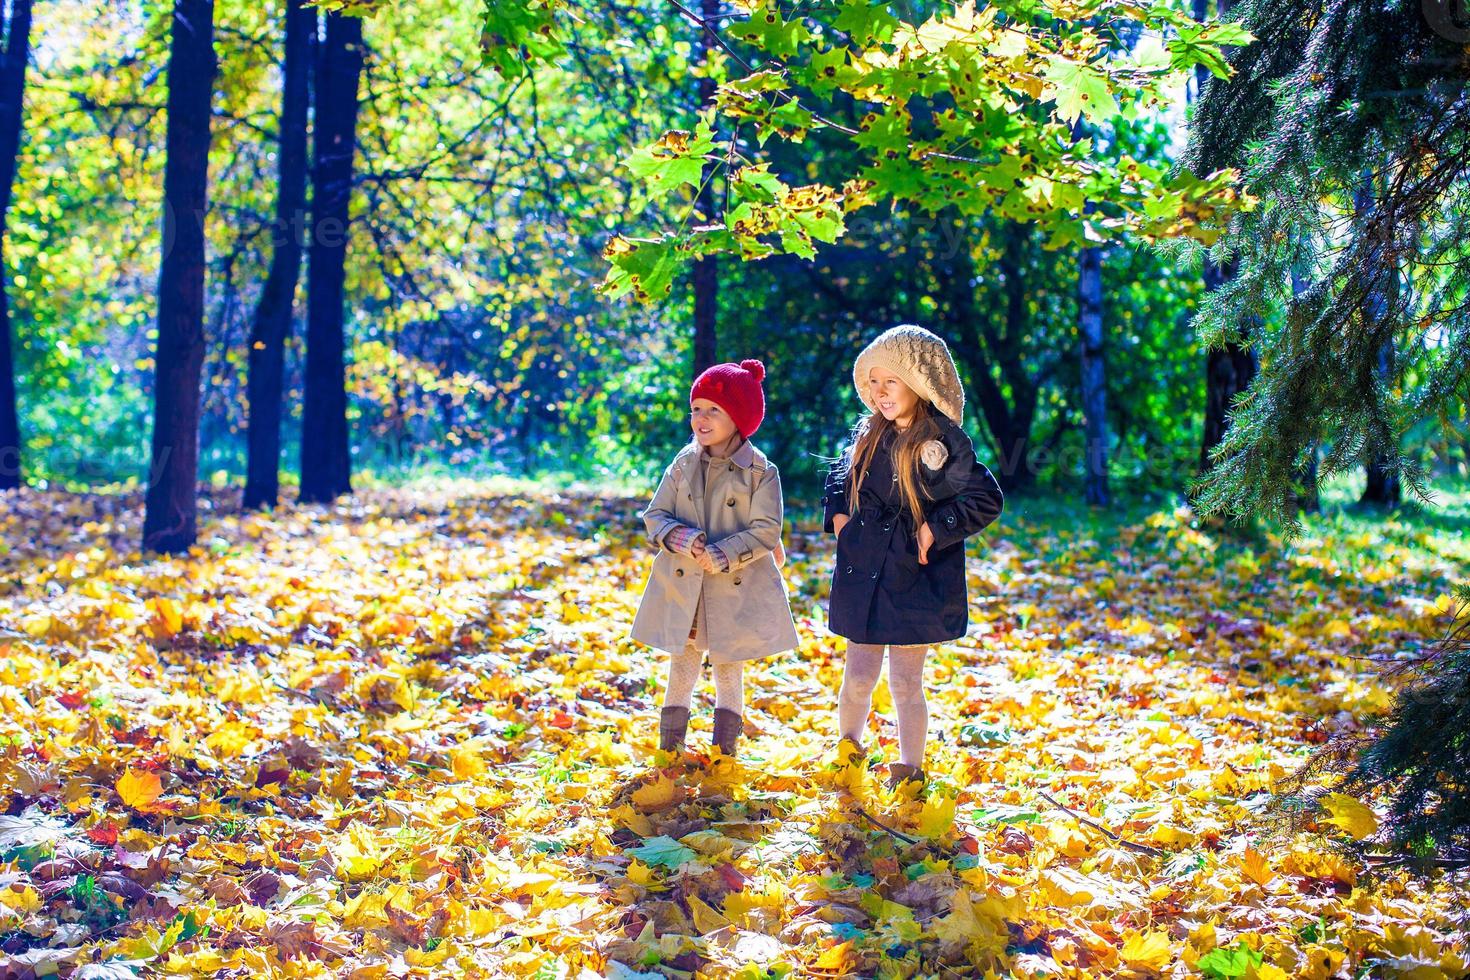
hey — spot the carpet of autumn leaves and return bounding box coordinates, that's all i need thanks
[1,480,1468,979]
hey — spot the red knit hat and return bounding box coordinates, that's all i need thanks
[690,359,767,438]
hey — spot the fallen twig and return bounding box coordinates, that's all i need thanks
[855,806,921,845]
[1363,853,1470,870]
[1038,790,1166,858]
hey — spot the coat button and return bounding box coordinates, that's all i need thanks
[945,515,956,526]
[882,522,891,531]
[675,568,685,577]
[857,518,864,526]
[728,463,735,471]
[733,577,741,586]
[726,498,735,506]
[870,571,878,579]
[845,565,854,574]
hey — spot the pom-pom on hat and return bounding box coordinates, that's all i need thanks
[852,324,965,425]
[690,358,767,438]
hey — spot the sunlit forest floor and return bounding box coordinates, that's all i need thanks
[1,477,1468,977]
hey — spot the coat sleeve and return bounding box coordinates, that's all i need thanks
[708,463,784,572]
[640,458,698,550]
[820,443,851,534]
[922,422,1004,552]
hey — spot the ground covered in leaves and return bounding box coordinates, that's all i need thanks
[1,479,1468,978]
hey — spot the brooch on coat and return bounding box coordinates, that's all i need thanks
[919,439,948,471]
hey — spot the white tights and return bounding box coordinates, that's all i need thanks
[661,637,744,712]
[838,642,930,766]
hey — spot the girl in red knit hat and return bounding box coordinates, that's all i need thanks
[629,359,799,759]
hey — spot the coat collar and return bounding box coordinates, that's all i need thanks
[684,436,762,470]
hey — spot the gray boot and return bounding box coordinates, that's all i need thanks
[659,706,690,752]
[711,708,743,756]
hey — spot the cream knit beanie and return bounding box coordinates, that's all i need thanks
[852,324,965,425]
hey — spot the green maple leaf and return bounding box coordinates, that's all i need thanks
[478,5,561,76]
[601,237,682,303]
[1196,941,1264,978]
[731,0,810,58]
[627,835,698,869]
[624,117,718,200]
[832,0,899,45]
[762,101,814,145]
[1041,56,1118,124]
[1170,21,1255,80]
[731,164,786,205]
[851,106,911,153]
[806,45,848,94]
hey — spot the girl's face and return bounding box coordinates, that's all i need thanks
[867,367,920,425]
[690,398,739,447]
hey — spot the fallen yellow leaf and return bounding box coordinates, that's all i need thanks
[1238,846,1275,886]
[1320,792,1378,840]
[116,769,163,811]
[1120,928,1172,972]
[812,939,854,971]
[451,745,486,781]
[631,773,678,811]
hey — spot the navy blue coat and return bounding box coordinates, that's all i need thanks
[821,412,1004,645]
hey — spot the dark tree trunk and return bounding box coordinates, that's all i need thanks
[1354,172,1402,509]
[1287,266,1319,513]
[690,0,720,377]
[243,0,314,511]
[143,0,216,554]
[1077,203,1109,507]
[299,12,363,505]
[1192,0,1258,479]
[1361,338,1402,507]
[1198,254,1259,474]
[1294,447,1321,513]
[0,0,33,492]
[942,218,1039,492]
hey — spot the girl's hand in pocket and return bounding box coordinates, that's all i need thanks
[917,522,934,564]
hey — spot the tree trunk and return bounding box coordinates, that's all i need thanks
[942,218,1039,492]
[143,0,216,554]
[1354,171,1402,509]
[1077,202,1110,506]
[690,0,719,377]
[243,0,314,511]
[1287,266,1319,513]
[0,0,33,492]
[1192,0,1258,478]
[1197,254,1259,474]
[1361,338,1402,506]
[299,11,363,505]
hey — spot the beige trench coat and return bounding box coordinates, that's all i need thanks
[629,438,799,663]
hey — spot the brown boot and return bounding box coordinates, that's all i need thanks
[659,706,690,752]
[711,708,743,757]
[836,737,867,766]
[886,762,926,791]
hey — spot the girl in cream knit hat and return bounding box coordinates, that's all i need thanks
[821,325,1005,790]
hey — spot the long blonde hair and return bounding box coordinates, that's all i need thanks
[844,399,942,529]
